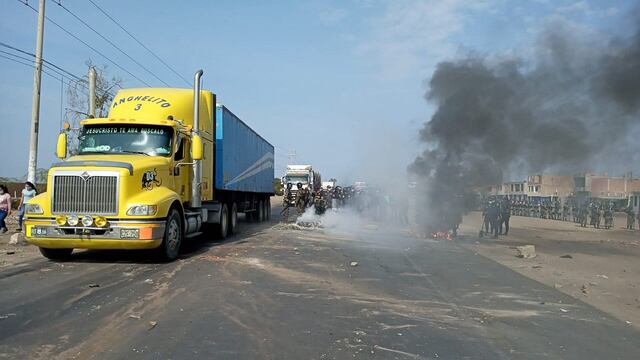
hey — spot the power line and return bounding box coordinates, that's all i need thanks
[0,53,85,93]
[0,41,83,82]
[87,0,190,86]
[17,0,152,86]
[53,0,171,87]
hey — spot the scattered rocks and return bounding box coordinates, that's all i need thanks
[148,321,157,330]
[515,245,536,259]
[143,279,154,285]
[581,284,588,294]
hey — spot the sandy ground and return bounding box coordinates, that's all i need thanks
[459,211,640,328]
[0,213,40,268]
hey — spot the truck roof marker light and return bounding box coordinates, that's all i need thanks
[55,216,67,226]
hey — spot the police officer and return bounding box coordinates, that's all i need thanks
[281,182,294,222]
[296,182,310,214]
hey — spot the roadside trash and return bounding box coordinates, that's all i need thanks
[88,284,100,288]
[128,314,141,319]
[350,261,359,267]
[143,279,154,284]
[148,321,157,330]
[5,250,16,255]
[596,274,609,279]
[560,254,573,259]
[581,285,588,294]
[560,308,569,313]
[532,265,543,269]
[554,283,563,288]
[626,321,632,325]
[515,245,536,259]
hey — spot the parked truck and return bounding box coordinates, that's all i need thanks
[282,165,321,195]
[24,70,274,261]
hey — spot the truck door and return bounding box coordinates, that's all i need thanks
[173,134,192,203]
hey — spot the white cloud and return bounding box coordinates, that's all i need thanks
[357,0,498,79]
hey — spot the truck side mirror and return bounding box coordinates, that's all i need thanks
[192,134,203,160]
[56,132,67,159]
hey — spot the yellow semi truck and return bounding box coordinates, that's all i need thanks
[24,70,274,261]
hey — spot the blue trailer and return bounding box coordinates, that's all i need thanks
[203,104,274,232]
[215,104,274,194]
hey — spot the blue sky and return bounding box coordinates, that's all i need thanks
[0,0,634,183]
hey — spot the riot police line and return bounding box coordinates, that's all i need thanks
[280,182,408,224]
[482,196,639,233]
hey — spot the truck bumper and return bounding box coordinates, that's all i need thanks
[24,219,165,250]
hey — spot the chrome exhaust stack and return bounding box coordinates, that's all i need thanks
[191,69,203,209]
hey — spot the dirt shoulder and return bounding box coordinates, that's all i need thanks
[459,211,640,327]
[0,214,41,268]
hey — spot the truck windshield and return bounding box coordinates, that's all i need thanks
[78,125,173,157]
[285,175,309,184]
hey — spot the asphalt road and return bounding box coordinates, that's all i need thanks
[1,209,639,359]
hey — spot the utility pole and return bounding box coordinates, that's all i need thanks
[287,150,297,165]
[27,0,46,183]
[88,66,97,117]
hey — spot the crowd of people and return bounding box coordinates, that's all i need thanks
[0,182,38,234]
[490,197,640,232]
[281,182,407,224]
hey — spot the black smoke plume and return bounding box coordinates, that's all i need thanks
[409,17,640,232]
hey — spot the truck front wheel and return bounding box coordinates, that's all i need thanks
[39,247,73,261]
[157,209,183,261]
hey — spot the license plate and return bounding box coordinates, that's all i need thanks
[120,229,139,239]
[32,227,47,236]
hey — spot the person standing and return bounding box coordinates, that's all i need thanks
[17,181,37,232]
[0,185,11,233]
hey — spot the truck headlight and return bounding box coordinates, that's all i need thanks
[81,215,94,227]
[25,204,43,214]
[67,214,79,226]
[127,205,158,216]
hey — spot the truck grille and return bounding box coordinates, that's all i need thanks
[52,174,118,215]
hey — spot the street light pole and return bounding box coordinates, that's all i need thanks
[27,0,46,183]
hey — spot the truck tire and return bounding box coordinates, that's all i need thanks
[217,203,229,238]
[266,198,271,221]
[257,200,264,223]
[229,202,238,234]
[157,208,183,261]
[39,247,73,261]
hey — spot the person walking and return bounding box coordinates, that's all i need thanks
[16,181,37,232]
[0,185,11,233]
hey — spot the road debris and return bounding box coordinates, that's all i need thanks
[560,254,573,259]
[560,308,569,313]
[515,245,536,259]
[143,278,154,285]
[148,321,157,330]
[128,314,142,319]
[596,274,609,279]
[5,251,15,255]
[581,285,588,295]
[350,261,359,267]
[0,313,17,320]
[88,283,100,288]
